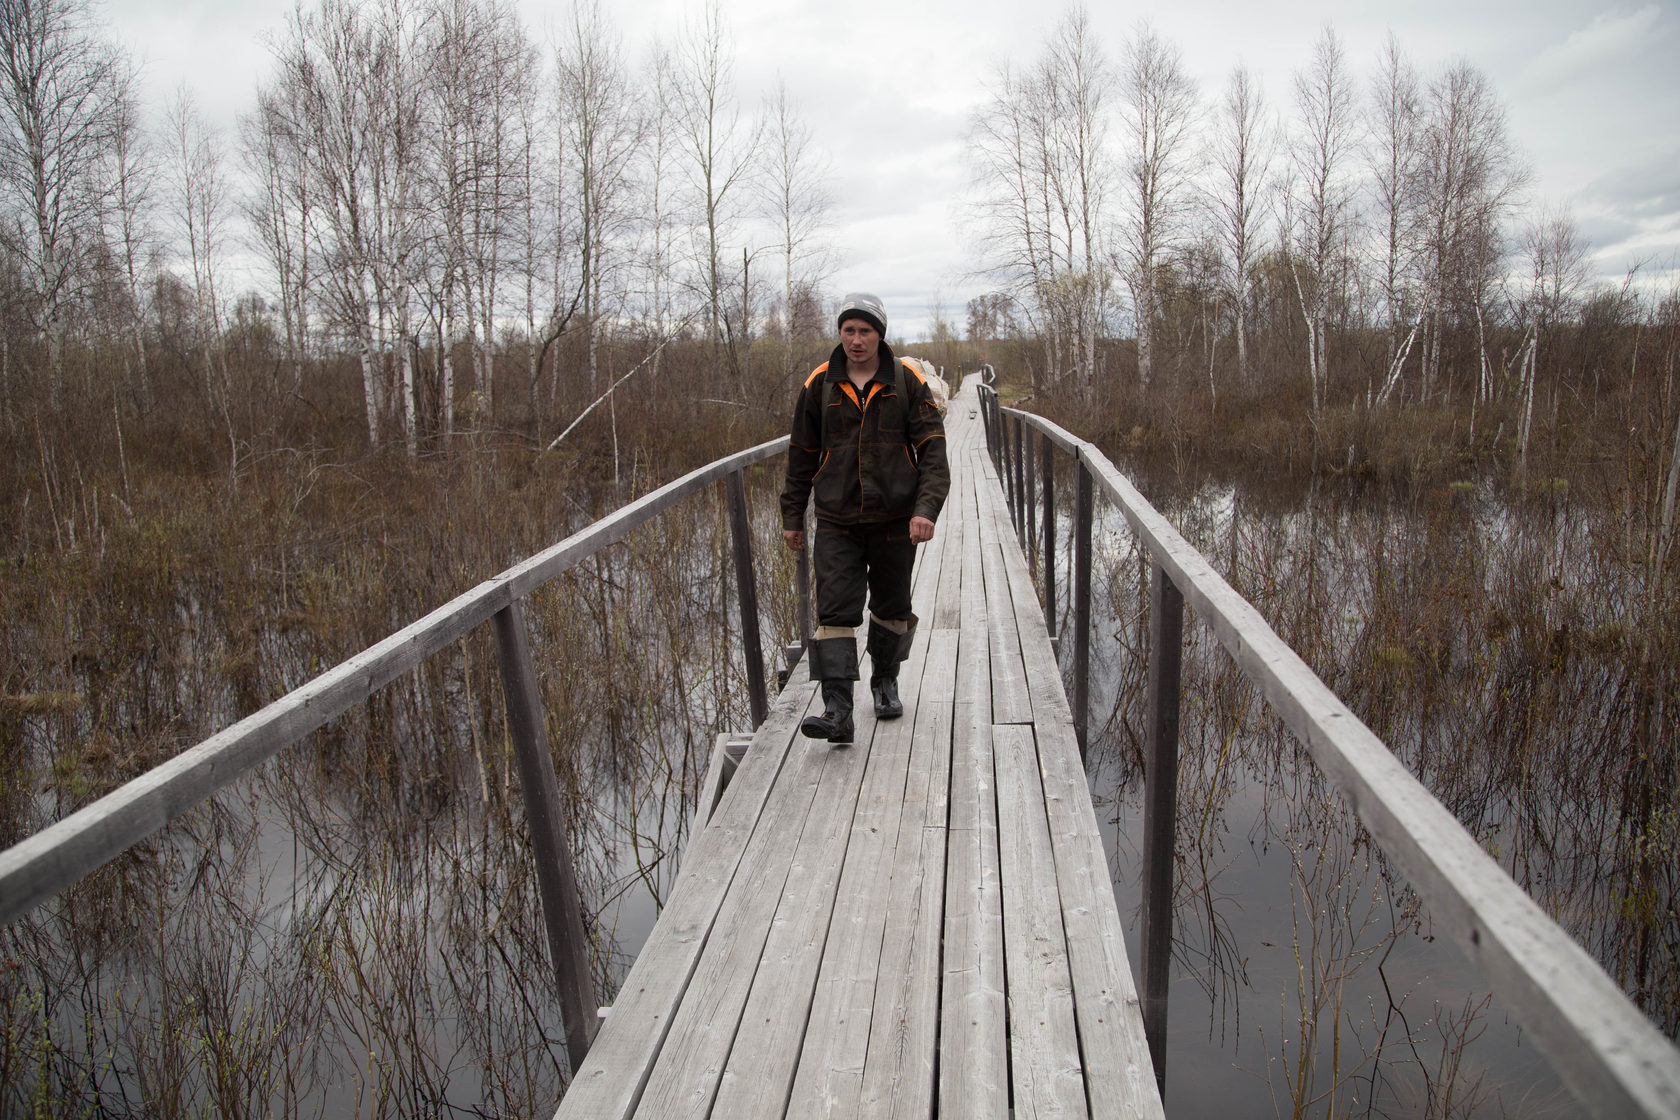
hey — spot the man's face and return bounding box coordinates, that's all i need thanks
[841,319,881,367]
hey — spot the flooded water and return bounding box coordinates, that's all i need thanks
[2,447,1671,1117]
[1061,455,1675,1117]
[0,465,797,1117]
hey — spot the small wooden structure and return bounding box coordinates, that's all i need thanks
[554,386,1163,1119]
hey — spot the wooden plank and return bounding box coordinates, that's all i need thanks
[978,480,1033,725]
[928,400,976,632]
[553,673,816,1120]
[992,722,1088,1119]
[937,728,1006,1120]
[627,716,855,1120]
[783,654,923,1118]
[857,630,956,1118]
[706,724,878,1117]
[939,449,1009,1119]
[910,481,954,635]
[994,490,1165,1120]
[927,462,965,633]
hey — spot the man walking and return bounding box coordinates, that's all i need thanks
[781,293,949,743]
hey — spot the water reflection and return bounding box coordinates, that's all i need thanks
[1071,458,1674,1116]
[0,464,798,1117]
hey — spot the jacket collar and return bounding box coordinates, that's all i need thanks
[824,339,899,386]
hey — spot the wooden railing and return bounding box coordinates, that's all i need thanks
[976,384,1680,1120]
[0,435,800,1077]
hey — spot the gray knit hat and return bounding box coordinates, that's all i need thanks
[837,292,887,336]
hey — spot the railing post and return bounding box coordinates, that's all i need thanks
[797,533,811,649]
[988,395,1000,468]
[726,469,769,729]
[492,600,597,1076]
[1140,563,1184,1095]
[1041,434,1056,638]
[1073,458,1093,757]
[1024,425,1037,568]
[1012,416,1026,542]
[1001,413,1014,515]
[981,394,994,470]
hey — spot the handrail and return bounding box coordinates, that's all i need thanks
[977,385,1680,1120]
[0,433,794,1072]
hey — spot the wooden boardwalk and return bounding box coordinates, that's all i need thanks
[554,383,1164,1120]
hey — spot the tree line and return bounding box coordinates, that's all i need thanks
[0,0,836,457]
[965,15,1677,472]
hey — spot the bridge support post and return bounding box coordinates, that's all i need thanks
[1041,434,1056,637]
[1073,459,1092,757]
[726,469,769,729]
[492,599,598,1076]
[1140,563,1184,1094]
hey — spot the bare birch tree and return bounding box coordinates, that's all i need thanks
[425,0,533,425]
[166,88,230,427]
[1515,203,1587,475]
[969,10,1112,399]
[106,60,159,411]
[1367,33,1424,404]
[1116,20,1196,390]
[760,77,831,387]
[559,0,642,398]
[634,42,682,380]
[1042,7,1110,400]
[425,0,492,438]
[242,85,312,395]
[266,0,382,445]
[515,68,556,421]
[0,0,128,402]
[672,0,760,397]
[1209,62,1272,389]
[464,1,534,423]
[969,59,1061,392]
[1285,25,1357,411]
[1415,58,1526,403]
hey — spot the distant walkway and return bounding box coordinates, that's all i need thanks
[553,381,1164,1120]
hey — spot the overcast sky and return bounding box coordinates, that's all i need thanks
[109,0,1679,339]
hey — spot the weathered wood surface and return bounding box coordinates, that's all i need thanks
[553,385,1163,1120]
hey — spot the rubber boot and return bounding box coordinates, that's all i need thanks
[801,636,859,744]
[801,679,855,744]
[866,615,917,720]
[870,674,902,721]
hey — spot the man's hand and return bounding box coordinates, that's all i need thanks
[783,529,804,552]
[909,516,935,544]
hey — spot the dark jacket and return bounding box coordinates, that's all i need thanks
[781,341,949,529]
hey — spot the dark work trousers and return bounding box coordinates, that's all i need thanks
[812,517,915,629]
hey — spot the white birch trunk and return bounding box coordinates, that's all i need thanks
[359,333,380,447]
[399,296,416,457]
[1516,334,1537,480]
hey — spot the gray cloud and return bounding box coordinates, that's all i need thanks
[1515,4,1671,95]
[1581,147,1680,221]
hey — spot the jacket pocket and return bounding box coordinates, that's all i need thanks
[877,444,920,511]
